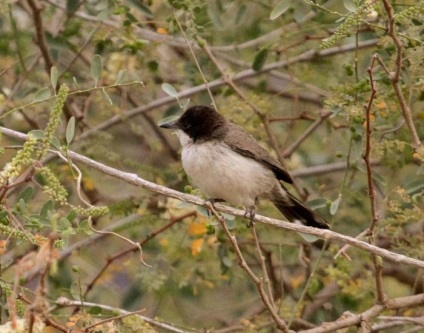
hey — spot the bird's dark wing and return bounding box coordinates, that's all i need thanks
[223,122,293,184]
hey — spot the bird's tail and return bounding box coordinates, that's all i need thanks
[271,186,329,229]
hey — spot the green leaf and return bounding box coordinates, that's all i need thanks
[72,76,80,89]
[235,4,247,25]
[405,179,424,195]
[70,281,82,301]
[66,0,80,13]
[114,70,126,84]
[32,88,51,103]
[91,54,103,83]
[225,218,236,230]
[88,306,103,315]
[67,209,77,223]
[50,66,59,91]
[66,116,76,145]
[50,137,61,150]
[293,1,310,24]
[252,48,269,71]
[270,0,291,20]
[40,200,54,219]
[18,186,34,203]
[127,0,153,17]
[28,130,45,140]
[298,233,319,243]
[222,212,235,221]
[207,6,224,30]
[161,83,179,98]
[59,217,72,230]
[343,0,357,12]
[221,255,232,268]
[330,194,342,215]
[18,198,26,214]
[181,98,191,111]
[306,198,328,210]
[195,205,209,217]
[157,115,180,127]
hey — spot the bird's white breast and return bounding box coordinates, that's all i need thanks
[175,130,277,207]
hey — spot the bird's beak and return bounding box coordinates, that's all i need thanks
[158,115,180,129]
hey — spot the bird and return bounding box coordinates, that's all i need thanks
[159,105,329,229]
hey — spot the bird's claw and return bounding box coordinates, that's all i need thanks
[244,206,256,227]
[204,198,225,216]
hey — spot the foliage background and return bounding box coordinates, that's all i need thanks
[0,0,423,332]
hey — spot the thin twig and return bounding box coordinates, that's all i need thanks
[173,12,216,110]
[251,225,276,309]
[26,0,53,74]
[381,0,421,149]
[363,55,385,304]
[54,299,191,333]
[206,202,292,333]
[282,110,332,158]
[83,308,146,332]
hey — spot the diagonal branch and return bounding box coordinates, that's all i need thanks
[2,127,424,270]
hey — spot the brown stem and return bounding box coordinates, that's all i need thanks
[26,0,53,74]
[363,54,385,304]
[380,0,421,149]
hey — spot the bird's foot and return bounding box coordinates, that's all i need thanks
[244,206,256,227]
[205,198,225,216]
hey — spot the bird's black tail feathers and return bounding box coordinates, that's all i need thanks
[271,187,329,229]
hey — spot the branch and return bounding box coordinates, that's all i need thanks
[363,55,385,304]
[299,293,424,333]
[380,0,421,149]
[53,299,191,333]
[26,0,53,74]
[2,127,424,270]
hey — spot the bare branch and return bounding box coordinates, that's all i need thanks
[381,0,421,149]
[2,127,424,270]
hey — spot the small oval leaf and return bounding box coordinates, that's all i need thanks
[28,130,45,140]
[40,200,54,219]
[252,48,269,71]
[91,54,103,83]
[18,186,34,203]
[66,116,76,145]
[207,7,224,30]
[235,4,247,25]
[343,0,357,12]
[50,137,61,150]
[330,194,342,215]
[161,83,179,98]
[298,232,319,243]
[114,70,126,84]
[270,0,291,20]
[50,66,59,90]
